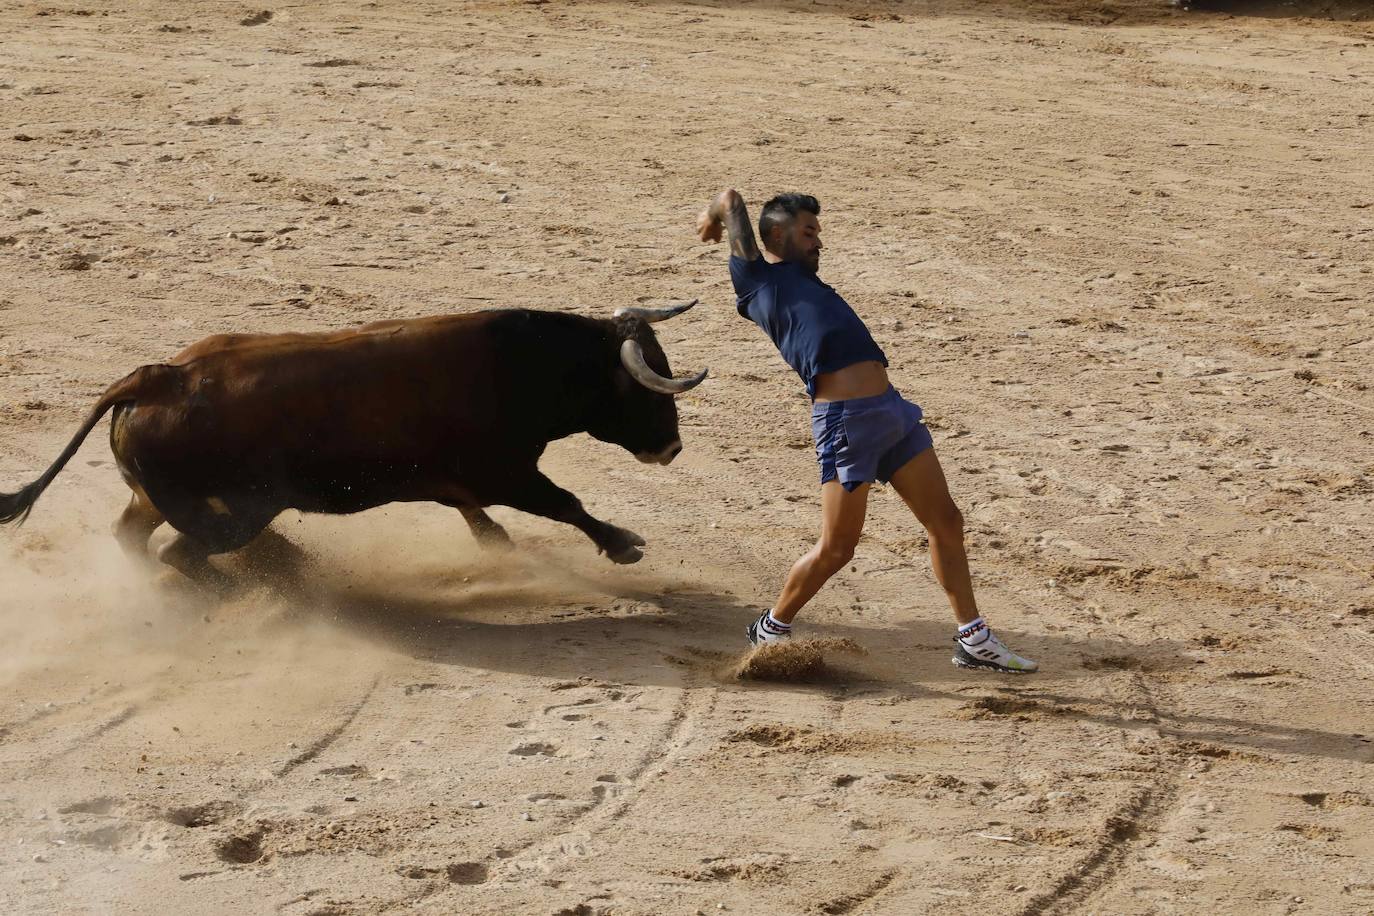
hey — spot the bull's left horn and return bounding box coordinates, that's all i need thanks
[620,340,708,395]
[613,299,699,323]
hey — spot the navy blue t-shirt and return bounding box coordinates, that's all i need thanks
[729,255,888,399]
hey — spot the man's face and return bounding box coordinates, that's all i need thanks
[776,211,823,274]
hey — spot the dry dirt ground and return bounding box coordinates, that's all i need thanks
[2,1,1373,914]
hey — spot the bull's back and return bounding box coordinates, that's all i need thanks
[144,313,503,443]
[167,312,482,364]
[113,310,582,512]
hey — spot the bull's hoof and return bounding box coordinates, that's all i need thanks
[613,526,647,548]
[476,528,515,550]
[601,526,646,564]
[605,545,644,565]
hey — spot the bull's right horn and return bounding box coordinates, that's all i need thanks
[612,298,699,323]
[619,340,708,396]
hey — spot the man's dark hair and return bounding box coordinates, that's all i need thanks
[758,193,820,247]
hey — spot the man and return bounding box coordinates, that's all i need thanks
[696,189,1037,673]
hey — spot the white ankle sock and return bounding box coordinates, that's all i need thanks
[760,611,792,637]
[957,616,989,646]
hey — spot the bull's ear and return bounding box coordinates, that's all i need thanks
[612,299,698,323]
[619,340,707,395]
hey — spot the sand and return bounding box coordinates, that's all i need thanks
[1,0,1372,913]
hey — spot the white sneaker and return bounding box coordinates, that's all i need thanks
[952,632,1039,673]
[746,612,791,647]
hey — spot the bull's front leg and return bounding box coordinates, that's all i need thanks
[498,471,646,564]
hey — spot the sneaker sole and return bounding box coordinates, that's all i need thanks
[951,654,1037,674]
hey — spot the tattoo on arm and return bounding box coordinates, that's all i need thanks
[712,191,761,261]
[725,197,761,261]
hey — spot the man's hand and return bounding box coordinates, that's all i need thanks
[697,206,724,244]
[699,188,760,261]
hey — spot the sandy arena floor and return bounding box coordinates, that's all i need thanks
[1,1,1372,913]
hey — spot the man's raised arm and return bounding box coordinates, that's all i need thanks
[697,189,761,261]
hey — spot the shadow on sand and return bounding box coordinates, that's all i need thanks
[567,0,1372,27]
[213,531,1374,768]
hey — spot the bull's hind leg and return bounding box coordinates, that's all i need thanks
[494,470,645,564]
[455,506,513,549]
[155,504,275,596]
[157,532,237,595]
[113,486,165,567]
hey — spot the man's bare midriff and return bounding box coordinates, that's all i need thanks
[812,360,890,403]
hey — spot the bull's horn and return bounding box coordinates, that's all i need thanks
[613,298,699,323]
[619,340,708,396]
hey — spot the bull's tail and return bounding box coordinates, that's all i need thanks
[0,364,177,526]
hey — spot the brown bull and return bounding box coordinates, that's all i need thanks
[0,302,707,590]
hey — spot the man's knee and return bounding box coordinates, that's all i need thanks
[815,539,857,574]
[926,501,964,543]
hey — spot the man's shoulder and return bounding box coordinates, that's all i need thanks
[729,254,773,295]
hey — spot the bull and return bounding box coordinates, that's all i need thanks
[0,301,707,591]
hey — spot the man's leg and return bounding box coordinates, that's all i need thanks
[889,448,1038,673]
[887,448,978,625]
[771,480,870,623]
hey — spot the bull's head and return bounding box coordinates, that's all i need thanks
[592,299,707,466]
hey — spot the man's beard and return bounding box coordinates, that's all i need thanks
[788,245,819,274]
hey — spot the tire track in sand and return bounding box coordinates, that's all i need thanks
[493,673,719,882]
[811,868,901,915]
[272,675,382,778]
[1015,671,1186,916]
[17,695,162,779]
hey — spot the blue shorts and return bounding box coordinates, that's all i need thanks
[812,387,933,492]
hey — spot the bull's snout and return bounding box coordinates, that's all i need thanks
[637,440,683,466]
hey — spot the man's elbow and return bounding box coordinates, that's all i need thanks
[718,188,743,209]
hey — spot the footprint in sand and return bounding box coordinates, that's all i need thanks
[446,862,489,884]
[318,763,370,778]
[397,861,489,884]
[70,823,143,851]
[541,696,598,716]
[1081,654,1147,671]
[215,827,267,864]
[1298,791,1370,811]
[59,796,120,816]
[591,783,625,802]
[1277,822,1342,841]
[951,696,1080,721]
[165,800,240,828]
[509,741,559,757]
[540,692,634,727]
[56,798,170,854]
